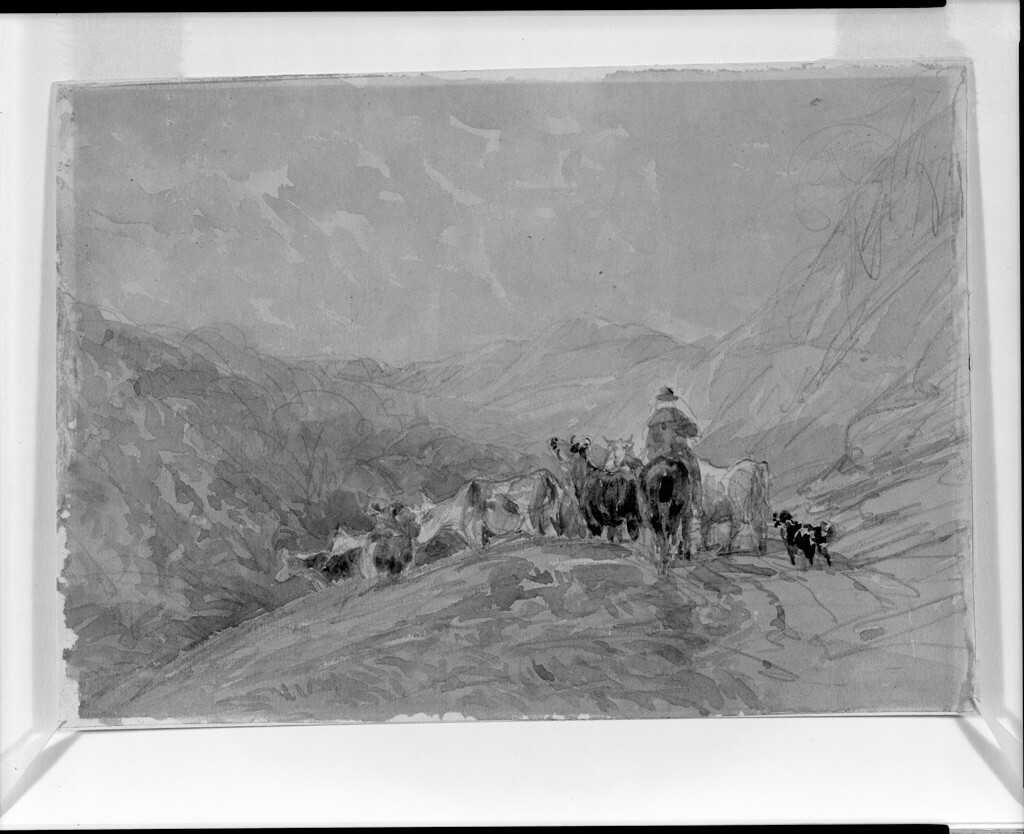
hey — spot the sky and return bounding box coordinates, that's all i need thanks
[61,66,955,363]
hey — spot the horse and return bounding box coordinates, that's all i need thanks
[639,455,695,570]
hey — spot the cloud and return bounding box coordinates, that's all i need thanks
[643,160,659,196]
[510,149,575,191]
[438,224,512,308]
[449,116,502,158]
[545,114,581,135]
[319,210,372,253]
[356,142,391,179]
[423,161,484,206]
[317,300,359,329]
[87,208,167,251]
[599,126,630,139]
[465,232,511,307]
[250,297,291,327]
[594,219,619,251]
[192,167,296,245]
[378,190,406,203]
[439,225,461,247]
[243,167,292,200]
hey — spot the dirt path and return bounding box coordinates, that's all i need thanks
[662,539,971,713]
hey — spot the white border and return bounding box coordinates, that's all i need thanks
[1,9,1020,827]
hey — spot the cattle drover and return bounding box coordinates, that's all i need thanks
[642,387,703,550]
[644,386,700,466]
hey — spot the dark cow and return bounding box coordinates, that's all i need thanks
[367,527,416,576]
[603,436,643,472]
[550,436,641,543]
[275,546,363,590]
[773,510,836,567]
[366,502,421,576]
[275,502,424,589]
[416,528,468,566]
[639,455,695,569]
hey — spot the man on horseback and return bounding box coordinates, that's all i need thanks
[641,387,703,558]
[644,386,700,459]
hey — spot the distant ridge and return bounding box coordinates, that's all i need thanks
[341,315,710,456]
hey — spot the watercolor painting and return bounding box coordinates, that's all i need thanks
[56,64,975,725]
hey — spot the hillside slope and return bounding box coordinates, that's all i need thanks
[57,298,548,708]
[689,94,968,492]
[684,80,972,580]
[91,535,972,722]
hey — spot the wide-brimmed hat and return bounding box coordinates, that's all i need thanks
[655,386,679,402]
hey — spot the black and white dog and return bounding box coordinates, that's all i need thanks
[772,510,836,567]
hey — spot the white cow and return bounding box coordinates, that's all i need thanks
[698,459,772,554]
[411,469,566,549]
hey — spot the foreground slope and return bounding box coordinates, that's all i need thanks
[93,532,971,722]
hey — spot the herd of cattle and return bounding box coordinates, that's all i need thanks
[275,434,838,590]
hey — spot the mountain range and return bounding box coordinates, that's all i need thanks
[336,97,969,514]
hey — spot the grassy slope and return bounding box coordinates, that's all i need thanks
[92,523,970,722]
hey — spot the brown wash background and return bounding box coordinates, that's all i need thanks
[56,65,974,723]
